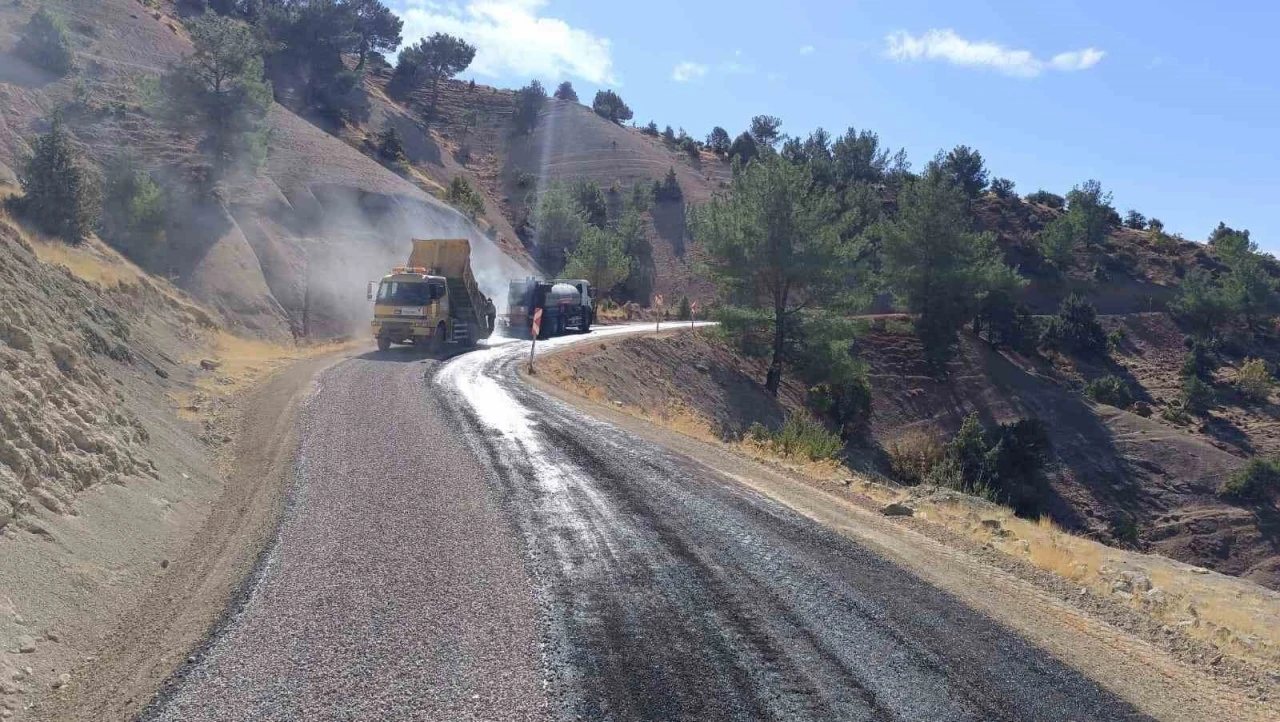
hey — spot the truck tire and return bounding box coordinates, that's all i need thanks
[579,310,591,334]
[377,335,391,351]
[433,322,447,351]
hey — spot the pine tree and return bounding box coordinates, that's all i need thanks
[11,118,100,244]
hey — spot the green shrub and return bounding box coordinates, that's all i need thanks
[1085,375,1132,408]
[101,155,166,264]
[929,413,1052,515]
[1040,294,1106,356]
[1181,338,1218,381]
[1219,459,1280,502]
[512,168,537,190]
[592,89,632,124]
[444,175,484,218]
[1106,327,1126,353]
[676,295,691,320]
[1236,358,1273,402]
[17,7,75,77]
[653,166,682,202]
[8,117,100,244]
[1181,376,1215,415]
[680,136,700,161]
[376,126,405,162]
[1025,190,1064,209]
[642,121,660,137]
[1160,403,1192,425]
[887,431,946,486]
[511,79,547,135]
[769,416,843,461]
[746,421,770,444]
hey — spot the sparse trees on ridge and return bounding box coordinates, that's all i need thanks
[706,126,731,155]
[749,114,783,148]
[592,90,633,124]
[511,79,547,135]
[553,81,578,102]
[390,32,476,120]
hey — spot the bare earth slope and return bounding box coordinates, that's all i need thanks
[0,0,533,339]
[0,212,330,721]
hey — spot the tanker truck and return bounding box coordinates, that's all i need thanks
[368,239,496,351]
[507,277,593,338]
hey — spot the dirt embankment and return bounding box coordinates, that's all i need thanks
[540,326,1279,593]
[0,214,343,721]
[538,330,805,438]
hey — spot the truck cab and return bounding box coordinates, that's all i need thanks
[369,239,497,352]
[370,268,451,351]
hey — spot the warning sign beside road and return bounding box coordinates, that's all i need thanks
[531,307,543,337]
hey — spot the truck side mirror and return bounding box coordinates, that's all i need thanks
[366,281,375,301]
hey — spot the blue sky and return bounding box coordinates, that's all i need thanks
[393,1,1278,249]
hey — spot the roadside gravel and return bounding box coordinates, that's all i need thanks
[144,350,549,721]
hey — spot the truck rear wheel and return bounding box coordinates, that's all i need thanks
[377,335,391,351]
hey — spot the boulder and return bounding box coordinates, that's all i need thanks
[880,502,915,517]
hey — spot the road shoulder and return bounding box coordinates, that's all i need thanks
[31,351,354,722]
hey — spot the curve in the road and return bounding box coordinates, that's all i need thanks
[145,327,1152,721]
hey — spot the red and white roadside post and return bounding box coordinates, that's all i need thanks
[528,307,543,373]
[690,300,698,330]
[654,294,664,333]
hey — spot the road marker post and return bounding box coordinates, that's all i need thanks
[654,294,664,333]
[690,300,698,330]
[528,307,543,373]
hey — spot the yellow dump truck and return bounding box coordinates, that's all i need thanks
[368,239,496,351]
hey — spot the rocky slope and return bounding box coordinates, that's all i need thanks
[0,211,248,718]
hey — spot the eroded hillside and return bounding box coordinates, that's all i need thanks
[0,0,532,339]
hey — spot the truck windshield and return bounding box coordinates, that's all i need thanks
[377,281,438,305]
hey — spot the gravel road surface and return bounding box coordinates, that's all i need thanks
[147,326,1151,721]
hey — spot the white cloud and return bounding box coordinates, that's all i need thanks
[671,61,708,82]
[884,29,1104,78]
[799,44,816,55]
[398,0,616,85]
[1050,47,1106,71]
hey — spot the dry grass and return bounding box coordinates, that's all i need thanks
[886,429,945,485]
[25,234,146,288]
[187,330,354,396]
[882,490,1280,669]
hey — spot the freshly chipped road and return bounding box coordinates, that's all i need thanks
[148,327,1151,721]
[147,350,550,722]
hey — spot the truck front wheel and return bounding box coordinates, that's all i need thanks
[433,322,448,351]
[377,335,391,351]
